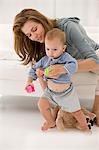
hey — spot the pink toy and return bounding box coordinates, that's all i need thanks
[25,84,35,93]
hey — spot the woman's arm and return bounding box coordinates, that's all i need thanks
[77,59,99,72]
[69,22,99,64]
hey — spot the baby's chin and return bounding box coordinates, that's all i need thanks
[49,56,58,59]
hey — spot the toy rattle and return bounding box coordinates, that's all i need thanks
[45,66,52,77]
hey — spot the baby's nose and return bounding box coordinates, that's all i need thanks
[49,51,54,56]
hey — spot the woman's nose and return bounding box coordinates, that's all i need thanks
[31,32,38,41]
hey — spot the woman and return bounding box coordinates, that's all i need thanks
[13,8,99,126]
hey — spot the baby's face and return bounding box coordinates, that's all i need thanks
[45,38,66,59]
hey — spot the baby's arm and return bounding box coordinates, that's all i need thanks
[25,68,45,93]
[25,65,38,93]
[64,53,78,76]
[25,57,46,93]
[26,76,34,85]
[36,68,47,91]
[25,63,39,93]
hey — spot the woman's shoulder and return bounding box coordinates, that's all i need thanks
[57,17,80,31]
[57,17,80,23]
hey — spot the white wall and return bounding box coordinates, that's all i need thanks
[0,0,99,25]
[55,0,99,26]
[0,0,54,24]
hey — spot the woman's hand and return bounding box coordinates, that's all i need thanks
[77,59,99,72]
[36,68,44,77]
[46,64,66,78]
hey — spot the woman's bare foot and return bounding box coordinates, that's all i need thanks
[89,112,96,126]
[76,123,92,133]
[41,121,56,131]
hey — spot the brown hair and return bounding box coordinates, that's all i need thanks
[45,28,66,45]
[13,9,57,65]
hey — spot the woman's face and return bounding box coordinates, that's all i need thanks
[21,20,45,43]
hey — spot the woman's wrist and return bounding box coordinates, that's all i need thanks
[77,59,99,72]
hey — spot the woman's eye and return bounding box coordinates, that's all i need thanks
[28,34,31,38]
[31,27,37,32]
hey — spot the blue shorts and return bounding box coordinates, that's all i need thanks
[42,84,81,113]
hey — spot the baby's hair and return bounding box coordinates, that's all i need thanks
[45,28,66,45]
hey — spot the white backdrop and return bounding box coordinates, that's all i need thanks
[0,0,99,25]
[55,0,99,26]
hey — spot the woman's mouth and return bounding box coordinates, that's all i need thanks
[38,35,44,43]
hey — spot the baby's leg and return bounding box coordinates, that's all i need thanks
[51,106,60,120]
[72,109,91,132]
[38,97,55,131]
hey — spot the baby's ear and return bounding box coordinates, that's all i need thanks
[63,45,67,51]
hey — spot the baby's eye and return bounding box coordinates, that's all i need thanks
[46,48,50,51]
[53,48,57,51]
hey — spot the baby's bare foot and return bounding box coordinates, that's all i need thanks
[41,121,56,131]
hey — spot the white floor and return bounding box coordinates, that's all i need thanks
[0,96,99,150]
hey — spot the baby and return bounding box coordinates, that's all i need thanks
[25,28,90,132]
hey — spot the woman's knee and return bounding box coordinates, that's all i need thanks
[95,76,99,95]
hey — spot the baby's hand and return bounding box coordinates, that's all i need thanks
[36,68,44,77]
[44,65,66,78]
[25,84,35,93]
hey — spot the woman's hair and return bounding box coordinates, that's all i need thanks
[45,28,66,45]
[13,8,57,65]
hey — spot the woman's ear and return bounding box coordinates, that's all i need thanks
[63,45,67,52]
